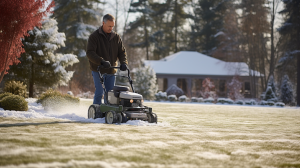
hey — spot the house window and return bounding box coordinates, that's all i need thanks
[157,78,168,92]
[177,78,187,94]
[245,82,250,94]
[219,80,226,92]
[192,79,202,97]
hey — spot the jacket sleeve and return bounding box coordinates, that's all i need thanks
[117,35,128,65]
[86,33,103,64]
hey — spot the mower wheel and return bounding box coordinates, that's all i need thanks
[121,112,128,123]
[105,111,117,124]
[147,113,158,123]
[88,105,97,119]
[116,113,122,124]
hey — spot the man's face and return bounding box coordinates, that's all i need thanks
[102,20,115,34]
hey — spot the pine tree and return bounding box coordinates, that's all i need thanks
[277,0,300,105]
[280,75,294,105]
[0,0,54,83]
[133,65,158,100]
[239,0,270,98]
[9,18,79,97]
[267,75,277,96]
[188,0,227,55]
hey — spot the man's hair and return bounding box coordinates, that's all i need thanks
[103,14,115,23]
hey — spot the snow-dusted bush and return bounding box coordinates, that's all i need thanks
[166,84,184,97]
[259,100,268,106]
[134,65,158,100]
[227,76,244,100]
[235,100,244,105]
[245,99,256,105]
[217,98,226,104]
[200,78,217,99]
[204,97,214,103]
[275,102,285,107]
[155,91,167,101]
[280,75,294,105]
[168,95,177,102]
[197,97,204,103]
[217,98,234,104]
[178,95,188,102]
[37,89,80,110]
[267,100,275,106]
[191,97,198,102]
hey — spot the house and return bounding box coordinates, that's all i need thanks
[143,51,260,98]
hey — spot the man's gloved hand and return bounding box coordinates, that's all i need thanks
[120,64,128,71]
[101,60,111,68]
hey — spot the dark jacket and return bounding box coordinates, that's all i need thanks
[86,26,128,74]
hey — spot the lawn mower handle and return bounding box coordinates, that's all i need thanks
[97,65,135,93]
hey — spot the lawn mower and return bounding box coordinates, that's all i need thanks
[87,65,157,124]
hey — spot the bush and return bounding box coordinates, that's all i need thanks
[204,97,214,103]
[259,100,268,106]
[245,99,257,105]
[275,102,285,107]
[4,80,27,97]
[197,97,204,103]
[178,95,188,102]
[191,97,198,102]
[168,95,177,102]
[37,89,80,110]
[267,100,275,106]
[166,84,184,98]
[155,91,167,101]
[0,92,14,102]
[0,95,28,111]
[235,100,244,105]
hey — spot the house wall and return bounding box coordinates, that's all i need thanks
[156,74,257,98]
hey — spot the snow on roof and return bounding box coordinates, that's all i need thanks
[144,51,260,76]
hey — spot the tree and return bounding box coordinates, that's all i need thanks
[52,0,103,93]
[9,18,79,97]
[227,76,244,101]
[277,0,300,106]
[200,78,216,99]
[239,0,270,98]
[212,0,242,62]
[280,75,294,105]
[0,0,54,83]
[133,65,158,100]
[188,0,227,55]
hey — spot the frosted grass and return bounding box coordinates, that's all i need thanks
[0,100,299,168]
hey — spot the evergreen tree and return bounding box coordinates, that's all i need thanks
[52,0,103,92]
[280,75,294,105]
[267,75,277,96]
[239,0,270,98]
[277,0,300,105]
[126,0,188,60]
[188,0,227,55]
[133,65,158,100]
[9,18,79,97]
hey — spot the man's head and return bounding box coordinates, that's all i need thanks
[102,14,115,34]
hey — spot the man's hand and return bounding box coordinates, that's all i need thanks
[101,60,111,68]
[120,64,128,71]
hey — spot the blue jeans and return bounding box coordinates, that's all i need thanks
[92,71,115,105]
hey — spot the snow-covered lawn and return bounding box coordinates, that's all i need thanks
[0,99,300,168]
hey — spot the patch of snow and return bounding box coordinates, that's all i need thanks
[0,98,168,127]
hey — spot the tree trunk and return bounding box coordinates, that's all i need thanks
[29,60,34,98]
[174,0,178,52]
[297,53,300,106]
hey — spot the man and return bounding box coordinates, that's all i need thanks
[86,14,128,105]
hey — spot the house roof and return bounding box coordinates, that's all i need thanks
[143,51,260,77]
